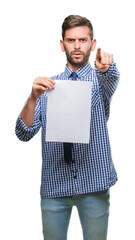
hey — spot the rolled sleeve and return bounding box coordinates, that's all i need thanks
[15,98,42,142]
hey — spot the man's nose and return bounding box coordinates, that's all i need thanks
[74,40,80,49]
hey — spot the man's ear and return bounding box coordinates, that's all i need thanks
[60,40,65,52]
[91,39,97,52]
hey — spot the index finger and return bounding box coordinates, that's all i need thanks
[96,48,101,60]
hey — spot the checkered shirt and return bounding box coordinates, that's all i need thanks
[15,62,120,198]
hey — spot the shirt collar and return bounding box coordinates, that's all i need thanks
[64,62,92,79]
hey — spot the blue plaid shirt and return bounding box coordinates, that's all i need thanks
[15,62,120,198]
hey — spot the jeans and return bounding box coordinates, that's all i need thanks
[41,190,110,240]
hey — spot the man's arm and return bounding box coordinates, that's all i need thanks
[95,47,120,98]
[95,48,120,97]
[15,77,55,141]
[95,48,120,120]
[21,77,55,128]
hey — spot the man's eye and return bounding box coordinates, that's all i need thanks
[80,38,87,42]
[67,39,75,43]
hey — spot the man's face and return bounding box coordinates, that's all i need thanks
[60,26,96,70]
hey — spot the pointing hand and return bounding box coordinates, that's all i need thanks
[96,48,113,73]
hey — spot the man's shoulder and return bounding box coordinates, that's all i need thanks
[51,72,67,80]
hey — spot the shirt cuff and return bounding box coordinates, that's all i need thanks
[16,114,34,132]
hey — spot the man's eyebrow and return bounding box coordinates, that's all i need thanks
[66,38,75,40]
[65,37,90,40]
[79,37,90,40]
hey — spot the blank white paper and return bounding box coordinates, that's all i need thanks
[45,80,92,143]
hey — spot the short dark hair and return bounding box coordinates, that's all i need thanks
[62,15,94,40]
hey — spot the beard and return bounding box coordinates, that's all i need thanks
[64,45,91,68]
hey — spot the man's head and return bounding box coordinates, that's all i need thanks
[60,15,96,70]
[62,15,94,41]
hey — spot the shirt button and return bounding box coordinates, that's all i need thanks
[74,175,77,179]
[72,159,75,164]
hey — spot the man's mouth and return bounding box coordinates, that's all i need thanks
[72,52,83,57]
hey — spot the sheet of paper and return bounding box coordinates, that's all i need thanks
[45,80,92,143]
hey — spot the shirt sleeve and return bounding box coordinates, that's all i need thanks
[95,62,120,120]
[15,97,42,141]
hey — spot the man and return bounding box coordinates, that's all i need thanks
[15,15,120,240]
